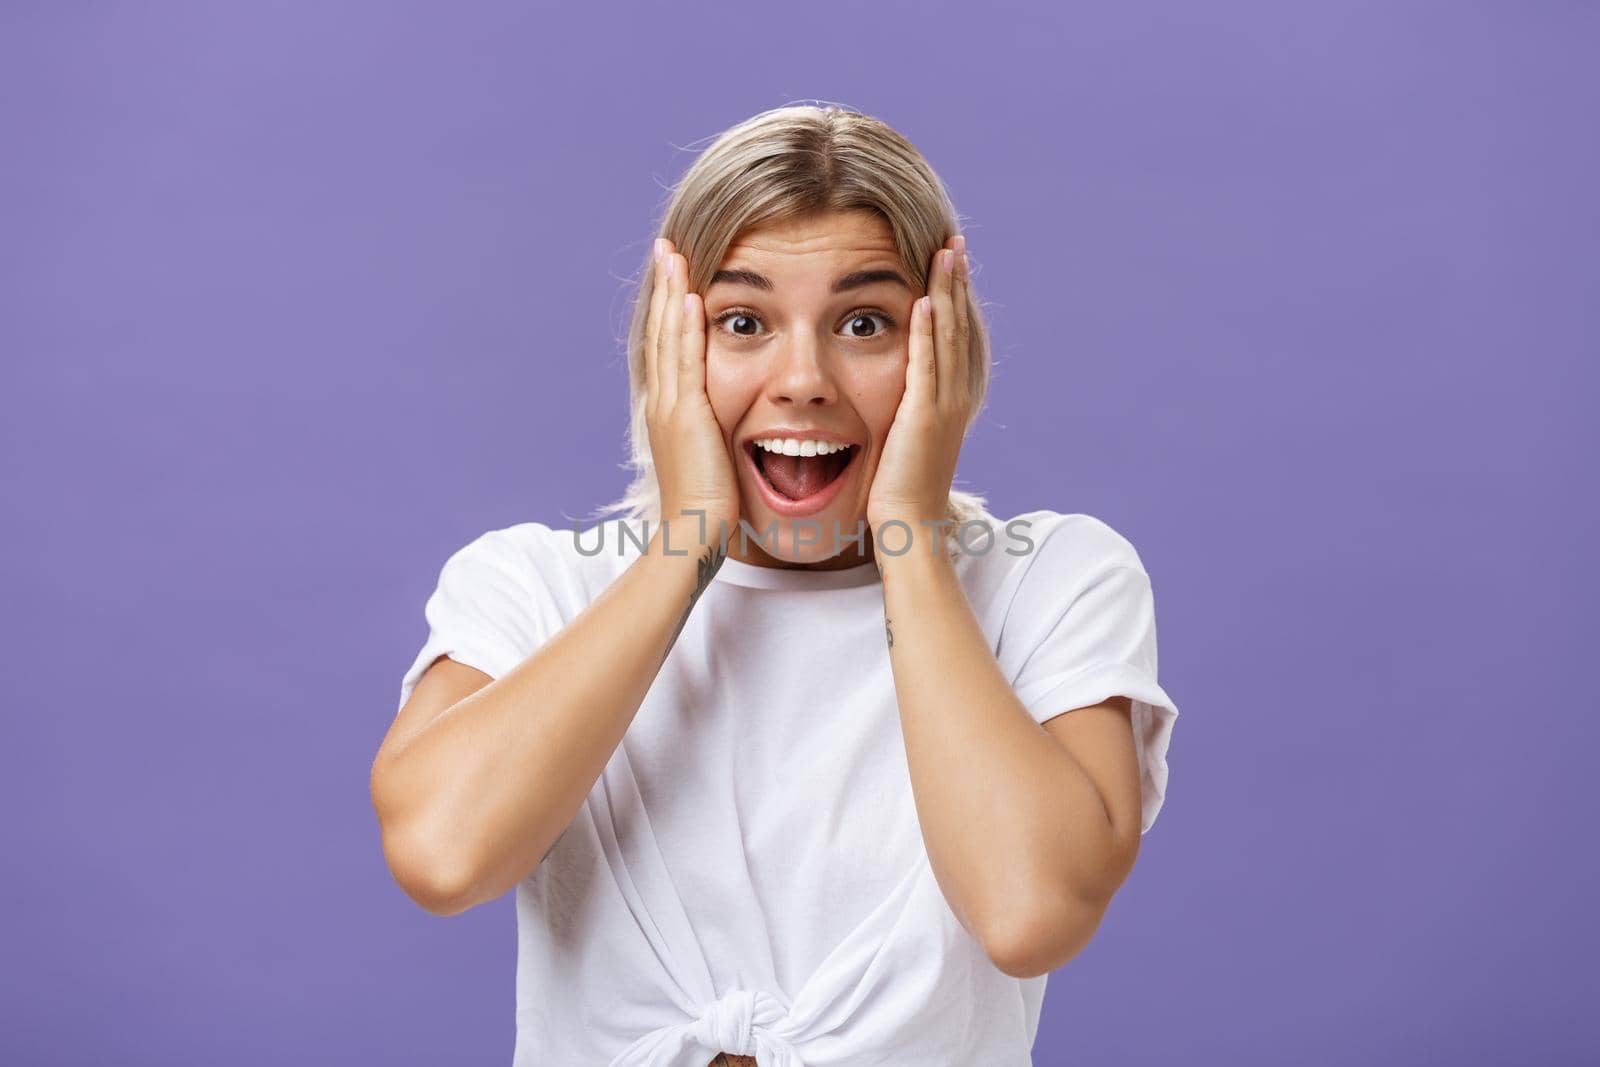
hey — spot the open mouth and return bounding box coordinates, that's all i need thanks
[745,441,860,505]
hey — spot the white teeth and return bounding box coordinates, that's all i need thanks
[754,437,852,456]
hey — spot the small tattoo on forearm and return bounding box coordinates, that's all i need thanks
[661,539,727,668]
[694,540,728,596]
[885,615,894,649]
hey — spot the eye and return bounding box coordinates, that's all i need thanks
[711,309,763,339]
[842,309,896,339]
[709,307,899,342]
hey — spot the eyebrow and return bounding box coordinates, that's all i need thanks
[707,267,913,295]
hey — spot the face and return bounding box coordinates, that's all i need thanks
[701,210,915,569]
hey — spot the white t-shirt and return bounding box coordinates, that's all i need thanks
[395,509,1179,1066]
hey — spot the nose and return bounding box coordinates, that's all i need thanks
[766,330,838,407]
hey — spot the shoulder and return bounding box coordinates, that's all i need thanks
[435,518,605,594]
[955,509,1148,636]
[975,509,1147,585]
[419,518,624,648]
[472,519,573,564]
[440,521,546,576]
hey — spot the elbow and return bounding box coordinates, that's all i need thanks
[378,821,483,918]
[981,891,1109,980]
[984,835,1141,977]
[397,844,482,917]
[371,754,481,916]
[411,863,479,917]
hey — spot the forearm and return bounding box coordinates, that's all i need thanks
[880,532,1122,952]
[376,516,724,911]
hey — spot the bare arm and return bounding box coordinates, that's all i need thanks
[879,539,1141,977]
[373,238,736,917]
[371,519,725,916]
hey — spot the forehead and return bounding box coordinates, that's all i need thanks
[720,210,899,263]
[709,211,908,295]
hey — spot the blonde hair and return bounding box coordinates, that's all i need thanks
[587,104,997,558]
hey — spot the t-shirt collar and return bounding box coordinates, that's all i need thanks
[713,552,882,591]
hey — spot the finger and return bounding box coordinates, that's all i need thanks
[659,251,682,409]
[952,236,971,409]
[645,240,670,411]
[680,289,707,401]
[904,294,935,412]
[931,246,958,407]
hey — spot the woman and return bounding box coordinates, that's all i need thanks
[374,105,1180,1066]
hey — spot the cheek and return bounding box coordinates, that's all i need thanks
[704,351,763,433]
[848,361,909,437]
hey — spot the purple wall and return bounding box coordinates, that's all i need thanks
[4,2,1593,1063]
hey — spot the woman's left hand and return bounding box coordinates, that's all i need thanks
[866,235,973,535]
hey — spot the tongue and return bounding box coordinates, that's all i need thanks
[763,450,849,501]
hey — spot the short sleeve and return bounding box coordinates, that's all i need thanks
[997,515,1180,835]
[395,525,559,715]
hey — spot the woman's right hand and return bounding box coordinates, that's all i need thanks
[644,239,741,553]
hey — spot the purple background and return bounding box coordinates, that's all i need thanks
[4,2,1594,1063]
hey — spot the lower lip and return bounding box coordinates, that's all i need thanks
[744,444,859,518]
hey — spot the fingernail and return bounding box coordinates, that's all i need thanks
[942,249,955,273]
[653,239,663,264]
[961,252,970,274]
[952,235,967,254]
